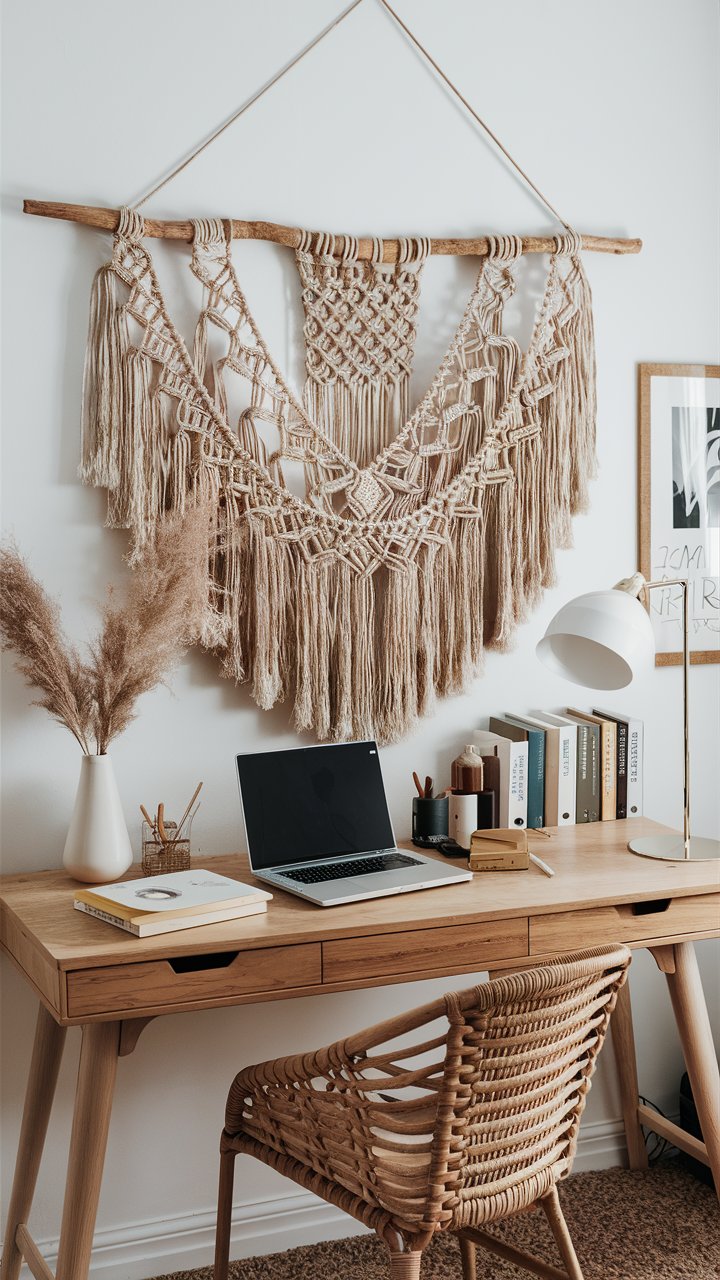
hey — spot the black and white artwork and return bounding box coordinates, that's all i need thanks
[641,366,719,663]
[672,406,720,529]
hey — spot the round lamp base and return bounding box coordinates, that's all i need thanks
[628,834,720,862]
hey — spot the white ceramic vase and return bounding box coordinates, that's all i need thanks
[63,754,133,883]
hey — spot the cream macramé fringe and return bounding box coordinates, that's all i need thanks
[81,213,596,744]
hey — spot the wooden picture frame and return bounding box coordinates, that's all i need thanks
[638,363,720,666]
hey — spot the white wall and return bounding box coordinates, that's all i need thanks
[2,0,719,1273]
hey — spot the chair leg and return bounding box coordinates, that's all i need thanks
[388,1249,422,1278]
[214,1147,236,1280]
[459,1235,477,1279]
[540,1186,584,1280]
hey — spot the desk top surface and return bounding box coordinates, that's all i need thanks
[1,818,719,972]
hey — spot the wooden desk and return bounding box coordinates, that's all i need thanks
[2,818,719,1280]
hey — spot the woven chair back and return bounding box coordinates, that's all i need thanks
[224,945,630,1246]
[435,946,630,1230]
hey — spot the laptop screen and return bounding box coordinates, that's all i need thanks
[236,741,395,870]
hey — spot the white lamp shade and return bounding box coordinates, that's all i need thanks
[536,590,655,689]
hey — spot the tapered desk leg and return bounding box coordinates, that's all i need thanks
[1,1004,67,1280]
[663,942,720,1198]
[54,1021,121,1280]
[609,976,648,1169]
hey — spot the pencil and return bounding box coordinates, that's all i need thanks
[529,851,555,878]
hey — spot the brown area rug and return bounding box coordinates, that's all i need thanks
[157,1163,718,1279]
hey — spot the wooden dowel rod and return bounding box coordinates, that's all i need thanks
[14,1227,55,1280]
[22,200,642,259]
[636,1103,711,1167]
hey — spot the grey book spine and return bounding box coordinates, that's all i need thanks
[575,723,600,823]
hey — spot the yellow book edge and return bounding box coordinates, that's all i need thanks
[74,885,269,924]
[74,898,268,936]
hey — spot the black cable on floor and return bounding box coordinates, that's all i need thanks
[639,1095,680,1164]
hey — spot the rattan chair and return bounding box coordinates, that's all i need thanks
[215,944,631,1279]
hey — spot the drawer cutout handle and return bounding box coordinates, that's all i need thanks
[169,951,240,973]
[631,899,671,916]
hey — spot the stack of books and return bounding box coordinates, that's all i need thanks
[473,710,643,830]
[74,869,271,936]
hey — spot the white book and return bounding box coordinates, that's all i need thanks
[594,710,644,817]
[78,869,270,916]
[529,711,577,826]
[472,730,528,829]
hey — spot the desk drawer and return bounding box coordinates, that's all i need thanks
[66,942,322,1017]
[324,918,528,985]
[530,893,720,955]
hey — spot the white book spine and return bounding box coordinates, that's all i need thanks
[472,732,527,829]
[626,718,644,816]
[556,725,577,825]
[508,740,528,829]
[74,900,140,934]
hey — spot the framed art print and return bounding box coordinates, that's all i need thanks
[638,363,719,665]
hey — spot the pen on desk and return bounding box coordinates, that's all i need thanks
[529,851,555,878]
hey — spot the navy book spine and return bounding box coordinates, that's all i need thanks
[525,727,545,828]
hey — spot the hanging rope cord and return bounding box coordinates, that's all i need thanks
[131,0,572,231]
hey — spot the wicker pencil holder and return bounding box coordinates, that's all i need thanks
[141,820,192,877]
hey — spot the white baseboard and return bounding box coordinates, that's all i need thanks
[15,1119,631,1280]
[570,1115,628,1172]
[19,1191,365,1280]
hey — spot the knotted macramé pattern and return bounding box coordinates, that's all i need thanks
[296,230,430,467]
[81,210,596,743]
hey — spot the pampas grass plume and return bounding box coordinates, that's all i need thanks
[0,506,210,754]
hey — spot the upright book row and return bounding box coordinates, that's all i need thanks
[473,710,644,831]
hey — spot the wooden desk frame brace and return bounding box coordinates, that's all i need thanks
[2,941,718,1280]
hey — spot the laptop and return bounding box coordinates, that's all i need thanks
[236,741,472,906]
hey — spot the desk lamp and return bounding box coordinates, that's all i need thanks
[536,572,720,862]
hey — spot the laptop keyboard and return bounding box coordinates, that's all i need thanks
[278,851,421,885]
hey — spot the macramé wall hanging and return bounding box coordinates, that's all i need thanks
[24,0,641,744]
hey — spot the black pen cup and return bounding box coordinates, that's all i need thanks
[412,795,449,846]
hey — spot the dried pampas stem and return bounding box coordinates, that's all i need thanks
[0,546,92,752]
[1,505,212,754]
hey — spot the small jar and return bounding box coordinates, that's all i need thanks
[451,744,486,794]
[141,819,193,877]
